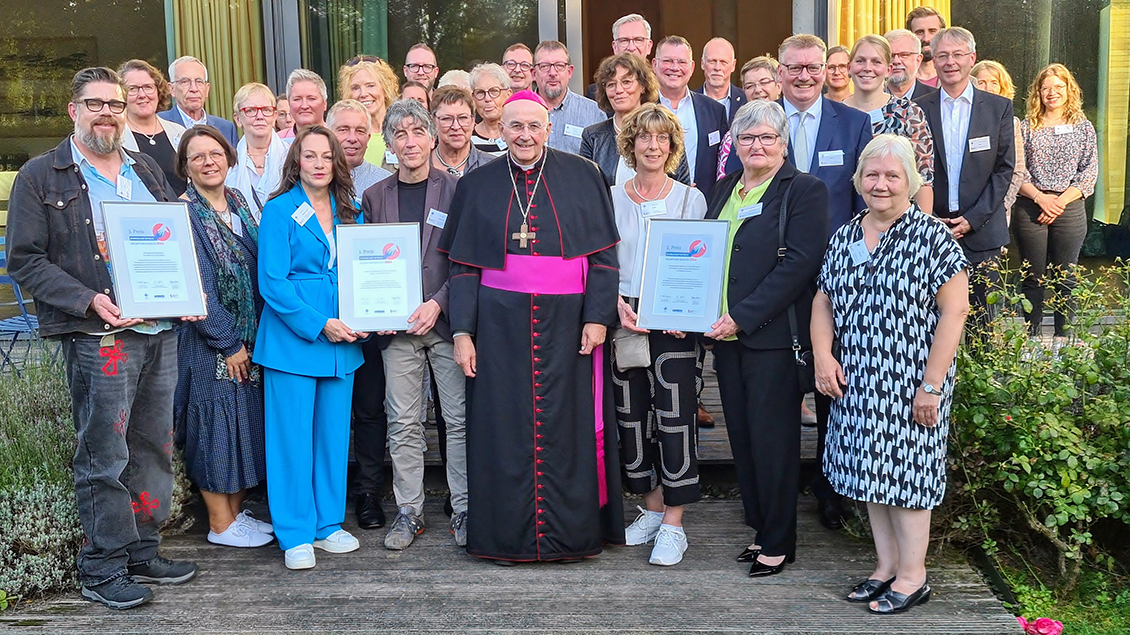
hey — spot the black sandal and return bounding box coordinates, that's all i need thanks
[846,576,895,602]
[868,583,931,614]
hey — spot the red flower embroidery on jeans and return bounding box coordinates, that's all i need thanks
[114,409,128,435]
[131,491,159,521]
[99,341,128,376]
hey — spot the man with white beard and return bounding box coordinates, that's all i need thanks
[884,29,938,101]
[533,40,605,155]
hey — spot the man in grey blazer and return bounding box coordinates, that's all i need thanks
[158,56,238,146]
[360,100,467,551]
[915,27,1014,325]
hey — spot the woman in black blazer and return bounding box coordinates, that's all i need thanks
[580,53,691,188]
[703,100,829,577]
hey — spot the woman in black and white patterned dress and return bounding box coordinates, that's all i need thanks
[811,135,969,615]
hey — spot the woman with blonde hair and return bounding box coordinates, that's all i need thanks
[338,59,400,167]
[971,60,1025,216]
[1014,63,1098,338]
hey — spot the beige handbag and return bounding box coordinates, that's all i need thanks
[612,327,651,372]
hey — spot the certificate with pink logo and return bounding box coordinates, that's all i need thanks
[636,218,729,332]
[337,223,423,331]
[101,201,207,319]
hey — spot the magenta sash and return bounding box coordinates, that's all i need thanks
[481,254,609,507]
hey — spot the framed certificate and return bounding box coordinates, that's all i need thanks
[636,218,730,333]
[100,201,207,319]
[337,223,423,331]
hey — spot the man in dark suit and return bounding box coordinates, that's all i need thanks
[653,35,729,204]
[360,99,466,551]
[915,27,1014,325]
[695,37,746,122]
[158,56,238,146]
[777,33,873,531]
[885,29,938,101]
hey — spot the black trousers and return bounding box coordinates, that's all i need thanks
[352,338,388,495]
[1013,197,1088,336]
[713,342,800,557]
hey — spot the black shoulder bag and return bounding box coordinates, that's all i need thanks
[777,180,817,394]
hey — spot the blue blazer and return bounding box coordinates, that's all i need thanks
[159,104,239,147]
[253,184,364,378]
[781,97,873,232]
[695,84,747,122]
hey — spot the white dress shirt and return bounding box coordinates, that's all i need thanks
[660,88,699,175]
[782,97,823,173]
[225,132,288,220]
[940,80,975,212]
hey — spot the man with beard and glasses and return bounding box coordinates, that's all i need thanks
[907,6,946,89]
[438,90,625,564]
[533,41,606,155]
[6,67,201,610]
[885,29,938,101]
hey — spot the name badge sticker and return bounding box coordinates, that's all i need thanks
[426,208,448,228]
[848,239,871,266]
[738,203,763,219]
[1054,124,1074,135]
[708,130,721,146]
[231,214,244,237]
[116,177,132,201]
[385,150,400,165]
[641,200,666,217]
[969,136,992,152]
[818,150,845,167]
[869,110,884,125]
[564,123,584,138]
[292,202,315,225]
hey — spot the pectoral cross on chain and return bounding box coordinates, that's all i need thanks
[512,223,536,248]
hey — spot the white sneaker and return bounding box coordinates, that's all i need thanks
[208,518,274,548]
[624,506,664,546]
[285,544,316,570]
[236,510,274,534]
[648,524,688,566]
[313,529,360,553]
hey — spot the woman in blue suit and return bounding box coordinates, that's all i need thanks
[255,125,367,570]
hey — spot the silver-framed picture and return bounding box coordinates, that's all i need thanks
[336,223,423,332]
[636,218,730,333]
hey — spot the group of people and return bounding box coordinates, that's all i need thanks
[4,5,1099,617]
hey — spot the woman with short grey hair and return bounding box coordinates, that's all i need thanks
[813,134,969,614]
[469,63,512,154]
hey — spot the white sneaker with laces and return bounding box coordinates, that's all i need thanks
[313,529,360,553]
[648,524,688,566]
[624,506,664,546]
[208,518,274,548]
[285,544,316,570]
[236,510,274,534]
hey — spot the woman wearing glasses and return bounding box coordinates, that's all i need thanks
[118,59,187,195]
[174,125,272,549]
[823,46,853,103]
[429,86,494,177]
[226,83,287,220]
[716,56,782,179]
[338,59,400,169]
[705,100,829,579]
[469,63,512,155]
[1014,64,1098,338]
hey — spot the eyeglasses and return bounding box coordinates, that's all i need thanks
[735,133,781,147]
[238,105,277,118]
[636,132,670,145]
[504,121,546,134]
[1040,84,1067,95]
[187,149,226,166]
[614,36,648,48]
[405,63,437,74]
[782,63,825,76]
[174,78,209,88]
[891,52,920,61]
[126,83,157,96]
[79,98,127,114]
[827,64,849,74]
[932,51,973,64]
[472,86,508,101]
[502,60,533,72]
[604,77,638,92]
[535,62,570,73]
[656,57,690,68]
[744,78,777,90]
[436,113,474,128]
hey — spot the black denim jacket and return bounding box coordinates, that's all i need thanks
[5,137,174,337]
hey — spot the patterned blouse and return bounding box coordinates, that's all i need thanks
[870,96,934,186]
[1019,118,1098,198]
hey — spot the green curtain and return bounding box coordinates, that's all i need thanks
[172,0,265,122]
[303,0,389,97]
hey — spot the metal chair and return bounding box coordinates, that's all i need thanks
[0,235,42,376]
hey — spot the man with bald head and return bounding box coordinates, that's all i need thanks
[439,90,625,563]
[695,37,745,121]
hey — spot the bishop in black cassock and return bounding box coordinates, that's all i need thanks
[438,91,625,562]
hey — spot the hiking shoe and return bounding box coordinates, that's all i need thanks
[384,506,425,550]
[208,518,274,548]
[285,544,316,570]
[624,506,663,546]
[81,576,153,610]
[648,524,688,566]
[128,555,198,584]
[313,529,360,553]
[450,511,468,547]
[236,510,274,534]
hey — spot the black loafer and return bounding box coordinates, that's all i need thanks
[748,553,795,577]
[356,493,386,529]
[736,547,760,562]
[846,576,895,602]
[868,583,931,614]
[819,499,847,530]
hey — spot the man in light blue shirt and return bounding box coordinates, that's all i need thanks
[533,41,607,155]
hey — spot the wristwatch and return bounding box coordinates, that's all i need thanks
[921,383,943,396]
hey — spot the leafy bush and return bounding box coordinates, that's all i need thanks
[948,260,1130,592]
